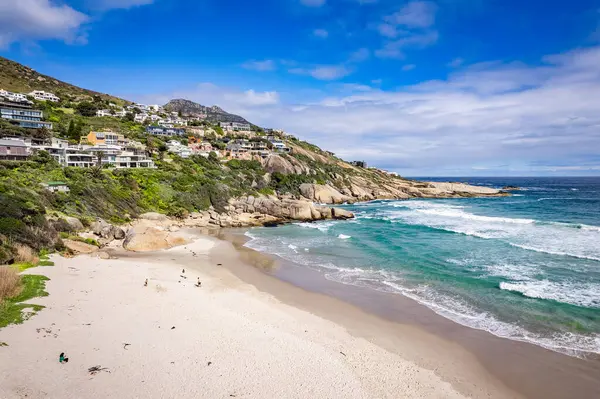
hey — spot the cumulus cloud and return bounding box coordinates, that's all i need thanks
[242,60,276,71]
[375,31,438,59]
[0,0,89,49]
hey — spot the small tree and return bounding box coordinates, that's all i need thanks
[76,101,97,117]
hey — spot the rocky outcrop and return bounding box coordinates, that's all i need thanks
[123,222,189,252]
[263,154,311,175]
[228,195,353,223]
[299,184,353,204]
[425,182,501,196]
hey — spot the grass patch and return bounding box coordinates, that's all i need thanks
[12,262,37,272]
[0,275,49,329]
[38,260,55,267]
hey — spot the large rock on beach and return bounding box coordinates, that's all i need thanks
[123,223,189,252]
[63,239,99,254]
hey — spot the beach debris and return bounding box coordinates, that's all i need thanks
[339,351,346,357]
[217,263,222,266]
[88,365,110,375]
[59,352,69,363]
[171,326,176,330]
[123,343,131,350]
[207,361,212,366]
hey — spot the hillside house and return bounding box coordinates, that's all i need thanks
[96,109,112,117]
[29,91,60,102]
[167,140,192,158]
[0,138,31,160]
[135,113,149,123]
[220,121,251,131]
[0,90,30,104]
[0,102,53,130]
[146,126,185,137]
[82,131,126,146]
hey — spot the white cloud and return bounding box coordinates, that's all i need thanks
[91,0,154,10]
[242,60,276,71]
[349,48,370,62]
[290,65,353,80]
[313,29,329,38]
[384,1,437,29]
[0,0,89,49]
[300,0,326,7]
[235,90,280,106]
[375,31,439,59]
[375,1,439,59]
[402,64,416,71]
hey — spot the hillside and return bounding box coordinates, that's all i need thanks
[0,56,503,265]
[163,99,250,124]
[0,57,128,105]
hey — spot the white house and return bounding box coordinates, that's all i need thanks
[114,110,127,118]
[167,140,192,158]
[0,89,30,103]
[29,91,60,102]
[149,114,163,122]
[134,113,149,123]
[96,109,112,117]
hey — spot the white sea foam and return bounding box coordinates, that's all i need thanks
[384,200,600,262]
[500,281,600,308]
[297,221,336,232]
[338,234,351,240]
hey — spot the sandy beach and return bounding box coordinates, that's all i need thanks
[0,235,473,399]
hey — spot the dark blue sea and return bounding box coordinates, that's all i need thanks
[245,177,600,357]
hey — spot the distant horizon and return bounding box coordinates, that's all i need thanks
[1,0,599,176]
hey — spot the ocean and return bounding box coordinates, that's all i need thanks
[244,177,600,358]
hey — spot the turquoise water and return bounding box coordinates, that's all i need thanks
[244,177,600,358]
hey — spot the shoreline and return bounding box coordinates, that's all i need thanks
[2,228,599,398]
[214,228,600,399]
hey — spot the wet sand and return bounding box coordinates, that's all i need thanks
[214,228,600,399]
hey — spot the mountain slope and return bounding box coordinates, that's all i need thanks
[0,56,128,104]
[163,99,250,124]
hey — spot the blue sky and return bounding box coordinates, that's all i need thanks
[1,0,600,176]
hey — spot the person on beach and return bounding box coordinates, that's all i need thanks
[195,277,201,287]
[144,278,148,287]
[59,353,69,363]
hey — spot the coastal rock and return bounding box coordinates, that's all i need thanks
[91,219,109,236]
[123,223,188,252]
[425,182,502,197]
[96,251,110,260]
[139,212,169,221]
[299,184,353,204]
[64,216,84,232]
[63,239,99,254]
[502,186,520,190]
[112,227,126,240]
[263,154,310,175]
[332,208,354,220]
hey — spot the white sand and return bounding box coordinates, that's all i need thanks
[0,237,466,398]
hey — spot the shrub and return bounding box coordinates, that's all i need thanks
[14,244,36,264]
[0,267,22,302]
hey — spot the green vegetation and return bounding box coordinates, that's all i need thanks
[0,274,49,328]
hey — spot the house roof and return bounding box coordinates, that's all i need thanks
[45,181,68,186]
